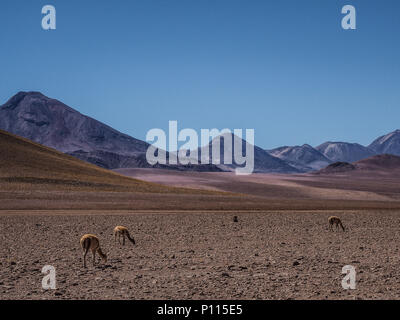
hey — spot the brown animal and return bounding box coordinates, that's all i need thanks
[114,226,136,246]
[328,216,345,232]
[80,234,107,267]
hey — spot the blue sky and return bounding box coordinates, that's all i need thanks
[0,0,399,149]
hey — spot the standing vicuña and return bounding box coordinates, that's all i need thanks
[328,216,345,232]
[80,234,107,267]
[114,226,136,246]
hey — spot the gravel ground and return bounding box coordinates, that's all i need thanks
[1,210,400,300]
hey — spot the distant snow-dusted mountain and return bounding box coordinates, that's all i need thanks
[315,141,376,163]
[267,144,331,172]
[369,130,400,156]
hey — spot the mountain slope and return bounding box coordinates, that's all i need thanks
[316,154,400,175]
[356,154,400,171]
[316,141,376,163]
[369,130,400,156]
[67,149,224,172]
[267,144,331,172]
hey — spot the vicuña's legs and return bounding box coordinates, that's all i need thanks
[123,234,126,246]
[118,233,122,245]
[92,249,96,266]
[83,247,89,268]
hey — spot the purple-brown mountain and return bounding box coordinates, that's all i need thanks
[0,92,148,153]
[316,154,400,175]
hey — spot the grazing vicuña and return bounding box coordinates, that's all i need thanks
[328,216,345,232]
[80,234,107,267]
[114,226,136,246]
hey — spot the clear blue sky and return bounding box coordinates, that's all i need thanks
[0,0,399,149]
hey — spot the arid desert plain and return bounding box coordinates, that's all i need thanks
[2,130,400,299]
[3,210,400,300]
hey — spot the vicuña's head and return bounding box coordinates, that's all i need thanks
[98,250,107,262]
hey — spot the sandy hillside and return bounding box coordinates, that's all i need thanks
[0,129,209,194]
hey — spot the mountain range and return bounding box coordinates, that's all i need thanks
[0,92,222,172]
[1,91,400,173]
[0,92,299,173]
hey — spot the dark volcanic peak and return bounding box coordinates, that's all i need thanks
[267,144,331,172]
[316,141,376,163]
[2,91,47,110]
[369,130,400,156]
[0,91,149,163]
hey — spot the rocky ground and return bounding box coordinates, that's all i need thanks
[1,210,400,300]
